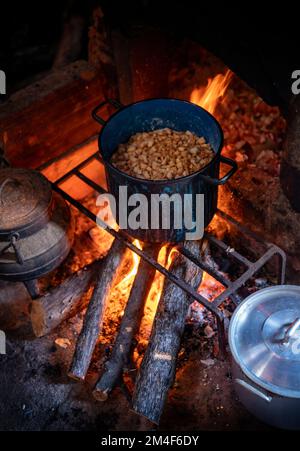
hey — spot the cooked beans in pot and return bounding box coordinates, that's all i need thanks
[111,128,215,180]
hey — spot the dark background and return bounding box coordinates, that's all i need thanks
[1,1,299,111]
[0,1,94,92]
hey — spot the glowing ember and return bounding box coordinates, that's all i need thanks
[190,69,233,115]
[187,272,226,325]
[198,272,224,301]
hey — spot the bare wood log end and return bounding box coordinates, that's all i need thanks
[30,302,47,338]
[92,388,109,402]
[30,261,101,337]
[67,369,86,382]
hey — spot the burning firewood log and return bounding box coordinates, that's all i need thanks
[132,240,203,424]
[68,239,127,381]
[93,245,160,401]
[30,259,103,337]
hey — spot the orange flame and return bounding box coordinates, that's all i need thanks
[116,240,142,290]
[190,70,233,115]
[116,243,177,306]
[137,245,177,341]
[167,246,179,267]
[145,244,171,312]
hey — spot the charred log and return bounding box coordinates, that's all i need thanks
[68,239,127,381]
[132,241,203,424]
[30,259,103,338]
[93,245,160,401]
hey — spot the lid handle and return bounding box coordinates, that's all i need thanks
[282,318,300,345]
[0,178,16,204]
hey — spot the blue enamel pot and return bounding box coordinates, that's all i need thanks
[92,98,237,243]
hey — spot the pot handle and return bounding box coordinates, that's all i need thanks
[92,99,124,126]
[235,378,273,403]
[199,156,238,185]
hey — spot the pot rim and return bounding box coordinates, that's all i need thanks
[229,285,300,399]
[99,97,224,185]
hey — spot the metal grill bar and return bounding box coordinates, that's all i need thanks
[205,233,252,268]
[53,152,100,186]
[76,171,106,194]
[212,247,286,307]
[52,183,221,317]
[178,244,232,288]
[51,153,287,355]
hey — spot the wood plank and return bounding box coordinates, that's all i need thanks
[0,61,116,169]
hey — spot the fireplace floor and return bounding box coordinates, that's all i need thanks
[0,42,285,432]
[0,319,271,431]
[0,198,278,432]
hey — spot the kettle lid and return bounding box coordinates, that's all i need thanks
[0,168,52,239]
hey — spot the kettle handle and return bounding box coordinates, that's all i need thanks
[235,378,273,403]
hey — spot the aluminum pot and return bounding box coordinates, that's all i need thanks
[93,98,237,243]
[229,285,300,430]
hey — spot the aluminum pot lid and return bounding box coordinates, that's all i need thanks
[229,285,300,398]
[0,168,52,238]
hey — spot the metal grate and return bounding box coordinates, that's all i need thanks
[51,152,286,354]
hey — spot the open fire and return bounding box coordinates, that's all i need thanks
[64,70,234,342]
[94,70,235,348]
[18,66,283,426]
[190,69,233,115]
[0,10,294,431]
